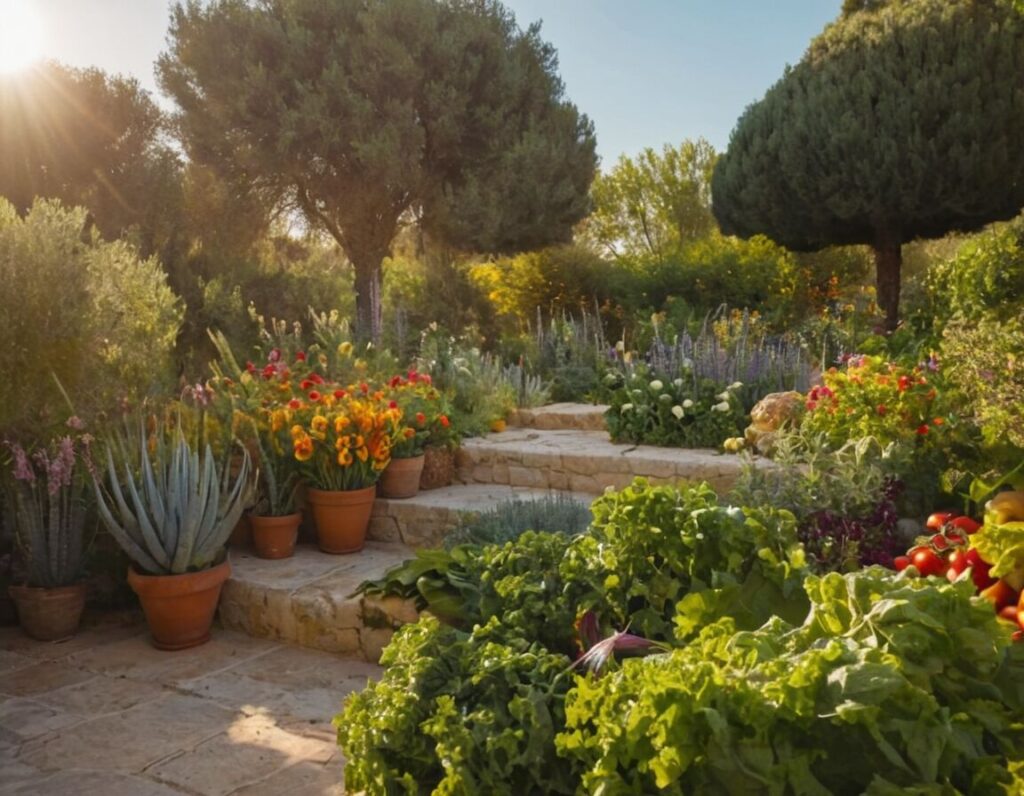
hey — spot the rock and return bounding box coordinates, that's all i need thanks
[744,391,805,455]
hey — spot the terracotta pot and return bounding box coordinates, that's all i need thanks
[229,512,252,547]
[306,486,376,554]
[250,513,301,559]
[8,582,87,641]
[420,446,456,491]
[127,559,231,650]
[379,455,425,499]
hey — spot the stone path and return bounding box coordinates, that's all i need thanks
[0,614,378,795]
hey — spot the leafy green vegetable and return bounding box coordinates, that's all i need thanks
[562,478,809,643]
[336,615,580,795]
[558,568,1024,795]
[972,519,1024,585]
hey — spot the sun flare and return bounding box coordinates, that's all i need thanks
[0,0,44,74]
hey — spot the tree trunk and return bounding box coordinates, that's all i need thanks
[352,254,384,345]
[873,240,902,333]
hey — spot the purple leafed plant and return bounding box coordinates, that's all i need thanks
[572,611,668,674]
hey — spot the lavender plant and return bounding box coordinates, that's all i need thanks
[4,420,91,588]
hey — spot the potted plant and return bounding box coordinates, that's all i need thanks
[291,389,401,553]
[420,408,458,491]
[242,409,301,559]
[378,371,438,499]
[4,426,91,641]
[92,419,252,650]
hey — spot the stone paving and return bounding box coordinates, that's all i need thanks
[509,402,608,431]
[0,614,378,795]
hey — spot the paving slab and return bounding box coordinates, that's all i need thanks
[369,483,593,547]
[219,542,418,662]
[456,427,755,495]
[510,402,609,431]
[0,622,379,795]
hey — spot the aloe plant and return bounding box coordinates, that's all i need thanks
[93,423,252,575]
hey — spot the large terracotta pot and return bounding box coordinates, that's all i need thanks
[8,582,87,641]
[127,559,231,650]
[379,455,425,499]
[420,446,455,491]
[250,513,301,560]
[306,486,376,554]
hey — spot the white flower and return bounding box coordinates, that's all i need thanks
[632,389,643,398]
[715,392,729,402]
[603,373,618,385]
[681,358,694,370]
[649,380,664,392]
[615,340,625,353]
[682,399,694,409]
[673,378,684,388]
[621,403,633,413]
[671,405,685,420]
[729,381,744,390]
[712,401,731,413]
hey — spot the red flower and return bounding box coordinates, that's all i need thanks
[295,351,307,362]
[897,375,910,392]
[245,361,256,373]
[819,386,834,399]
[388,400,398,409]
[308,390,322,402]
[916,424,929,435]
[262,365,275,380]
[288,399,301,410]
[311,373,324,385]
[300,379,314,390]
[408,370,419,384]
[421,374,432,385]
[268,348,281,363]
[415,412,426,425]
[439,415,450,428]
[809,387,820,401]
[360,382,369,394]
[876,404,887,415]
[805,400,818,411]
[389,375,403,388]
[333,390,346,399]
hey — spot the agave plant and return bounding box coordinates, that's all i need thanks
[93,422,252,575]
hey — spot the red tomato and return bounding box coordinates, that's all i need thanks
[999,605,1019,624]
[947,549,969,575]
[980,580,1020,611]
[950,516,981,535]
[946,531,966,546]
[926,512,955,530]
[931,534,949,551]
[911,547,945,577]
[893,555,910,572]
[965,549,996,591]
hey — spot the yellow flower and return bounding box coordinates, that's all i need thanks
[337,448,353,466]
[271,409,288,433]
[334,415,350,433]
[337,341,353,357]
[356,446,369,463]
[294,436,314,462]
[310,415,328,440]
[290,424,305,441]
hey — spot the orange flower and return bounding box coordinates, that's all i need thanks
[310,415,328,439]
[294,436,314,462]
[337,448,353,466]
[932,417,945,426]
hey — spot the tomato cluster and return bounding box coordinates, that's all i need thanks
[893,512,1023,639]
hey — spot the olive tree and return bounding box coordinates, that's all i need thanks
[712,0,1024,330]
[158,0,597,342]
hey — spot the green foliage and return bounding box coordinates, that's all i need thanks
[940,317,1024,454]
[336,615,579,796]
[713,0,1024,326]
[0,199,182,437]
[445,495,591,549]
[0,62,181,255]
[93,420,252,575]
[558,568,1024,795]
[159,0,597,340]
[602,367,746,449]
[927,215,1024,327]
[563,480,809,644]
[584,138,717,261]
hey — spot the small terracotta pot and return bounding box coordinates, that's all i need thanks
[420,446,456,491]
[379,455,425,499]
[306,486,376,554]
[8,582,87,641]
[127,559,231,650]
[250,513,301,559]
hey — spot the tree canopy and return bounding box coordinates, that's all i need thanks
[585,139,716,262]
[712,0,1024,330]
[158,0,598,342]
[0,62,180,254]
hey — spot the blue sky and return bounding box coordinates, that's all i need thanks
[31,0,843,166]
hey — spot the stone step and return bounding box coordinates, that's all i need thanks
[509,402,609,432]
[219,542,418,663]
[369,484,593,548]
[456,428,750,496]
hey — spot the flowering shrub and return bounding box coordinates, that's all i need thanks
[384,370,448,458]
[802,355,949,449]
[603,366,746,448]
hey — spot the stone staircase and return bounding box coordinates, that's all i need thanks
[221,403,752,661]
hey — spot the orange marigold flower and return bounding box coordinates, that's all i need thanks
[334,416,350,433]
[294,437,314,462]
[932,417,945,426]
[337,448,353,466]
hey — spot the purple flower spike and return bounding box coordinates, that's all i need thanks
[570,626,667,675]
